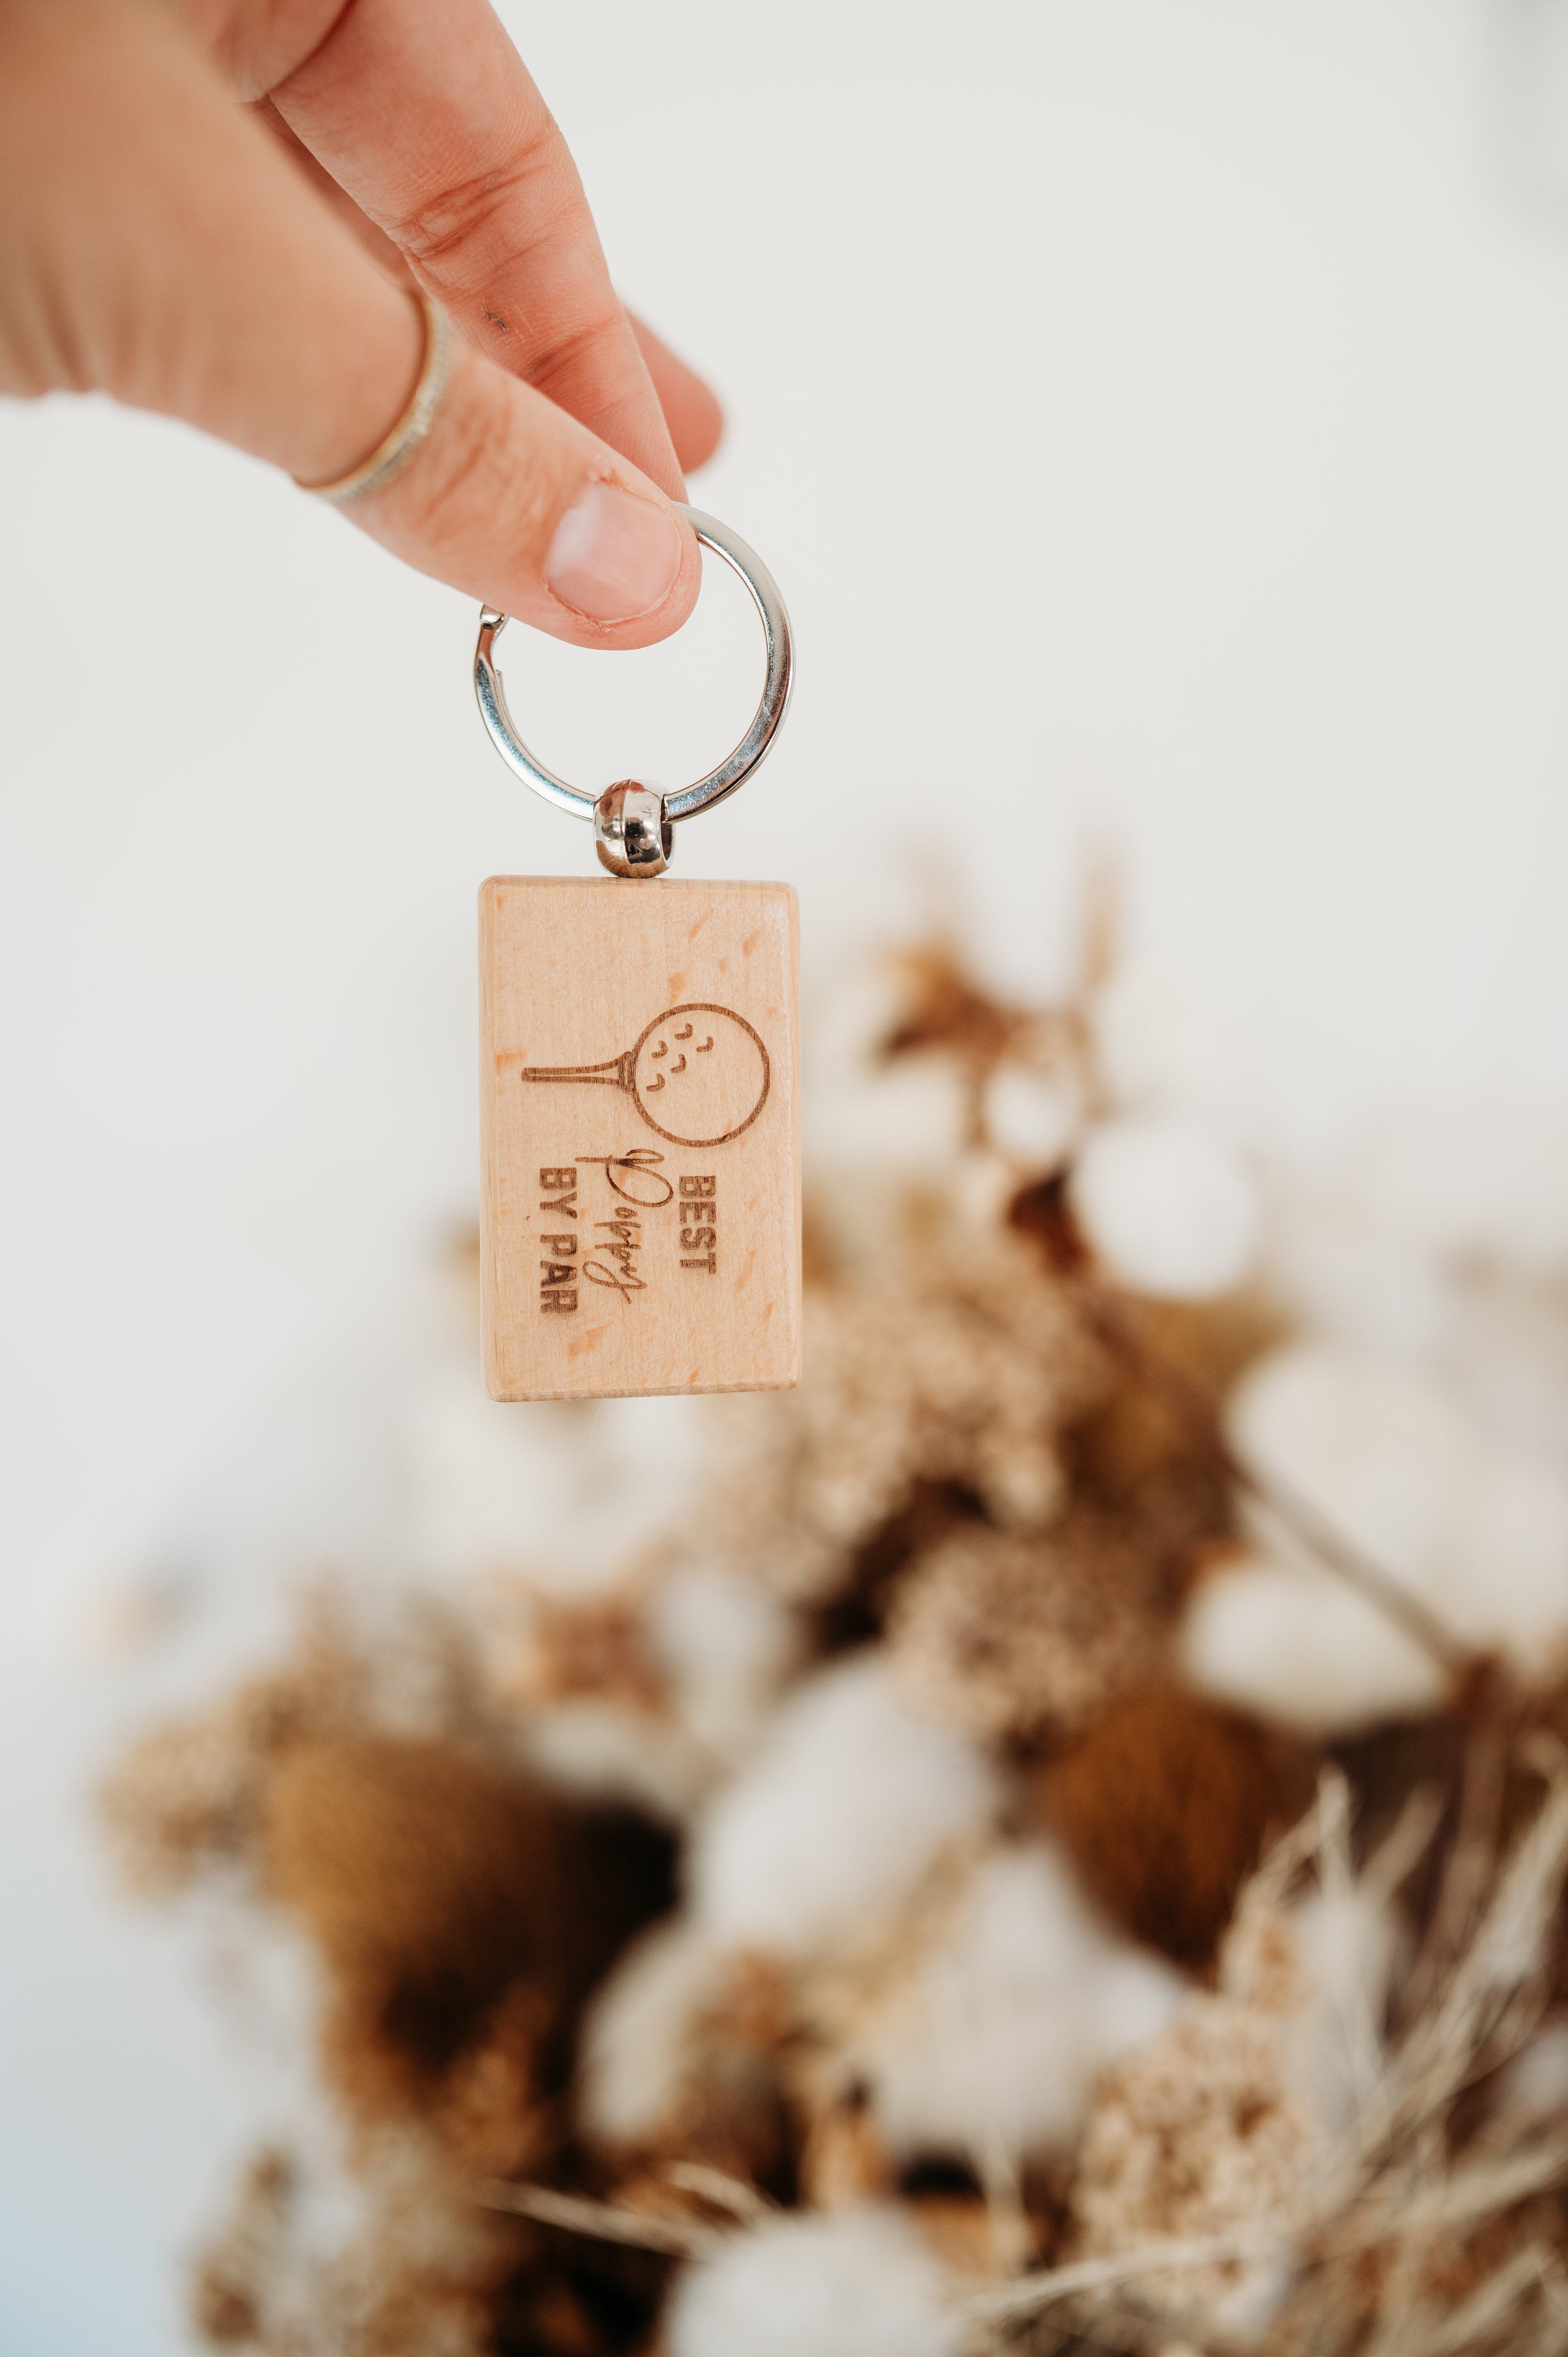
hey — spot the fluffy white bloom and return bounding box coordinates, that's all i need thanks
[687,1656,999,1958]
[848,1843,1183,2164]
[1187,1343,1568,1733]
[1182,1553,1443,1736]
[1091,959,1238,1120]
[1233,1343,1568,1641]
[983,1067,1078,1169]
[1070,1117,1260,1299]
[577,1914,726,2146]
[405,1376,704,1591]
[647,1564,801,1769]
[1272,1116,1568,1450]
[802,1053,973,1276]
[666,2207,960,2357]
[516,1698,706,1823]
[803,954,968,1180]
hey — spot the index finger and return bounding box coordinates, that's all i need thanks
[262,0,687,500]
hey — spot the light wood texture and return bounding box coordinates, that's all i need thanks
[480,876,801,1401]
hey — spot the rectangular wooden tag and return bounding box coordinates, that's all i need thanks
[479,875,801,1401]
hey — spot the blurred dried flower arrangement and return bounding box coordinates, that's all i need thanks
[101,899,1568,2357]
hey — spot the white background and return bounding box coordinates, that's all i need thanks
[5,2,1568,2348]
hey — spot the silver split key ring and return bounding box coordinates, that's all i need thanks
[473,506,795,880]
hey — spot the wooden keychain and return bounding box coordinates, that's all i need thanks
[471,509,800,1403]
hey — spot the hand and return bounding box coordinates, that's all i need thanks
[0,0,722,647]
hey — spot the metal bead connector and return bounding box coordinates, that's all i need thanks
[593,781,672,878]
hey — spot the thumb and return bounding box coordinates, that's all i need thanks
[0,0,699,649]
[340,334,702,648]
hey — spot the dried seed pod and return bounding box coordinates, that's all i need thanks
[709,1230,1109,1604]
[889,1517,1163,1746]
[1071,1997,1317,2339]
[1033,1687,1311,1967]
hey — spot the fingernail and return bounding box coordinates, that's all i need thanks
[544,482,684,622]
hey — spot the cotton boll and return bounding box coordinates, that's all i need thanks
[847,1844,1183,2166]
[1273,1114,1568,1459]
[800,956,973,1265]
[1229,1345,1469,1586]
[646,1565,802,1768]
[807,1052,969,1186]
[805,1057,973,1276]
[1181,1550,1444,1737]
[1435,1265,1568,1481]
[666,2207,961,2357]
[1455,1448,1568,1657]
[1091,960,1238,1118]
[1269,1174,1455,1365]
[837,1061,969,1175]
[516,1699,706,1822]
[577,1914,727,2146]
[802,950,911,1095]
[983,1067,1079,1170]
[1095,1941,1190,2055]
[481,1584,719,1816]
[578,1913,795,2185]
[688,1657,999,1959]
[1225,1343,1568,1674]
[1270,1110,1568,1371]
[404,1382,704,1591]
[1071,1117,1260,1300]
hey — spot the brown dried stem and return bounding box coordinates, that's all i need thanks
[475,2179,723,2260]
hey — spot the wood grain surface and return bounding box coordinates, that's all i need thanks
[480,876,801,1401]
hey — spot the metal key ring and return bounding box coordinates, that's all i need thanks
[473,506,793,876]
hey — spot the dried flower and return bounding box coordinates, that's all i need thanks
[1070,1997,1316,2338]
[708,1228,1108,1603]
[97,929,1568,2357]
[888,1515,1163,1745]
[666,2205,962,2357]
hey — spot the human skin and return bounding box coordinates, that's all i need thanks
[0,0,723,647]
